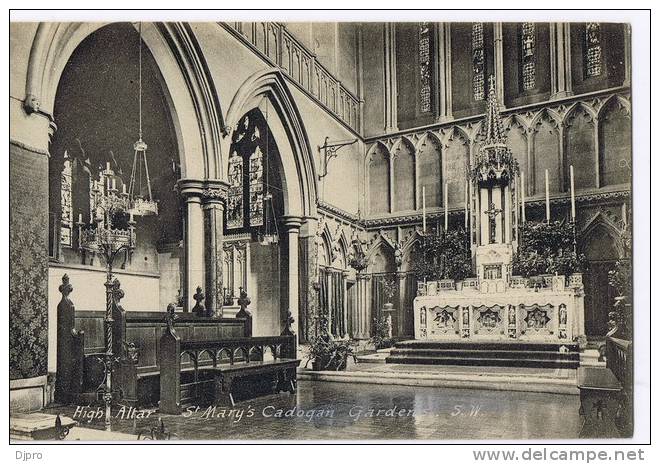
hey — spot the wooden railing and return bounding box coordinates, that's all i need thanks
[159,333,297,414]
[222,22,361,133]
[606,336,633,392]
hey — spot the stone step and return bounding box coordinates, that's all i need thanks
[298,367,578,395]
[390,348,580,361]
[386,355,580,369]
[394,340,580,352]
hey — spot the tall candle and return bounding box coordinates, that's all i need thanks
[122,183,127,194]
[106,162,111,171]
[78,213,83,223]
[569,165,576,220]
[544,169,550,222]
[422,186,427,233]
[444,182,449,231]
[521,172,526,223]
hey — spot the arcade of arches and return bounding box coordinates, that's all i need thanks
[10,21,631,412]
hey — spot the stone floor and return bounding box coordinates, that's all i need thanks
[45,380,581,441]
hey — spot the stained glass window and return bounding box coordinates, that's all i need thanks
[520,22,536,91]
[585,23,602,77]
[60,151,73,247]
[418,22,432,113]
[472,23,485,101]
[226,113,268,230]
[249,145,264,227]
[227,150,244,229]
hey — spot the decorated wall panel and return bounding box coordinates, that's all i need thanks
[443,129,469,206]
[392,140,415,212]
[417,134,443,208]
[600,99,632,187]
[368,144,391,214]
[532,114,561,194]
[10,144,49,380]
[564,106,597,189]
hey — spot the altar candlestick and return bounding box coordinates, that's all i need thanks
[444,182,448,231]
[521,172,526,223]
[569,165,576,220]
[78,213,83,223]
[544,169,550,222]
[422,186,427,233]
[464,181,468,229]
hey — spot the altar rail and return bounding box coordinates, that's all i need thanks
[606,336,632,392]
[222,22,361,133]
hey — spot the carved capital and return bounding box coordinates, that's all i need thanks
[23,93,41,115]
[201,186,228,205]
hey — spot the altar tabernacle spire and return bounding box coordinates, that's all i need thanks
[482,75,507,148]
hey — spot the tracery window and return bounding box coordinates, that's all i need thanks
[520,22,536,91]
[585,23,602,77]
[226,113,268,231]
[472,23,486,101]
[227,150,244,229]
[418,22,432,113]
[249,145,264,227]
[60,151,73,247]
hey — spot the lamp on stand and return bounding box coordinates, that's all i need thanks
[77,175,136,427]
[75,21,158,428]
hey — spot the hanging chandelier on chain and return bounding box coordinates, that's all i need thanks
[128,22,158,217]
[258,96,279,246]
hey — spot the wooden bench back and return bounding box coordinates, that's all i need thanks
[159,326,297,414]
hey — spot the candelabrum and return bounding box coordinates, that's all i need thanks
[77,174,136,427]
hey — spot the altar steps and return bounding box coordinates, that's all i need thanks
[385,340,580,369]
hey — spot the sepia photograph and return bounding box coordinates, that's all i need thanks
[6,8,650,449]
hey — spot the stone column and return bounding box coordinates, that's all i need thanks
[178,180,205,312]
[384,22,398,133]
[299,218,319,343]
[550,23,574,99]
[493,23,506,107]
[355,273,372,339]
[396,271,407,338]
[202,182,229,317]
[342,270,350,338]
[436,22,453,122]
[283,216,302,338]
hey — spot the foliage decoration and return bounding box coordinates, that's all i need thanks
[607,222,632,340]
[304,315,357,371]
[512,221,585,277]
[411,228,473,281]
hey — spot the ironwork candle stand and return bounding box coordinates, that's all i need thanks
[77,179,136,428]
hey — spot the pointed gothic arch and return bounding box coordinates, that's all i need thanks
[23,22,225,180]
[224,68,317,218]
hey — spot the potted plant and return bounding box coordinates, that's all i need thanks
[304,316,357,371]
[371,314,393,350]
[381,277,398,311]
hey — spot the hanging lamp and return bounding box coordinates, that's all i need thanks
[258,97,279,245]
[128,22,158,217]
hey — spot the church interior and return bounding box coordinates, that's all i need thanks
[9,20,633,440]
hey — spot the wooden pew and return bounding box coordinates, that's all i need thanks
[159,308,300,414]
[577,336,633,438]
[55,275,252,407]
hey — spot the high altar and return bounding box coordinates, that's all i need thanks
[413,77,585,344]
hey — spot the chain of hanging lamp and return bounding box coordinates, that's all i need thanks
[128,22,158,217]
[259,96,279,245]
